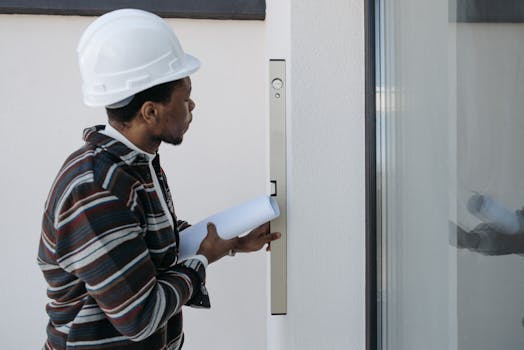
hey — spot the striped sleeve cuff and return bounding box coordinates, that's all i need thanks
[176,258,210,309]
[191,254,208,269]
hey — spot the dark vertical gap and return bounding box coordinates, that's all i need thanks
[364,0,378,349]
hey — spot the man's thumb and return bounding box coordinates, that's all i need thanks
[206,222,219,237]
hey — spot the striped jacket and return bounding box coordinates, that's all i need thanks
[38,125,210,350]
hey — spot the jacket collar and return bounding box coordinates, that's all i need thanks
[83,125,153,165]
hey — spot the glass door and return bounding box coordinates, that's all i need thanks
[376,1,524,349]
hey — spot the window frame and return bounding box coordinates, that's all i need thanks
[451,0,524,23]
[0,0,266,20]
[365,0,378,350]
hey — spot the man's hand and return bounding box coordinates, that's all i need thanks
[196,222,281,264]
[196,223,235,264]
[451,221,524,255]
[236,222,281,253]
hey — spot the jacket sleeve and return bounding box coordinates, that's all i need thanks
[176,219,191,231]
[174,221,211,309]
[52,181,206,342]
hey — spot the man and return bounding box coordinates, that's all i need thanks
[38,9,280,350]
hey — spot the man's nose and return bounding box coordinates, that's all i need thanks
[189,98,195,112]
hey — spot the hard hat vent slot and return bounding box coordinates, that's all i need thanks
[127,75,151,89]
[92,83,106,93]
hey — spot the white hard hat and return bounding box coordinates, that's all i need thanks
[77,9,200,108]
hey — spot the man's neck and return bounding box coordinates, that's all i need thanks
[104,122,159,156]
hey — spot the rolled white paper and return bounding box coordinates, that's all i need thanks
[467,193,520,234]
[178,195,280,261]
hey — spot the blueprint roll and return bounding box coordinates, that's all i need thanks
[178,195,280,261]
[467,193,520,234]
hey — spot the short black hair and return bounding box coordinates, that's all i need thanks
[106,79,183,123]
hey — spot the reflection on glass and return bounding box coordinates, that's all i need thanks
[451,193,524,256]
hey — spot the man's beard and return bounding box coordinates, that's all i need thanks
[165,136,183,146]
[153,133,184,146]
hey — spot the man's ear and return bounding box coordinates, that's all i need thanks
[140,101,159,125]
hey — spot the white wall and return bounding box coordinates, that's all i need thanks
[0,14,268,350]
[267,0,366,349]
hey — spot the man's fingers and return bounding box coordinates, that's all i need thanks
[260,222,270,233]
[265,233,280,252]
[267,232,281,242]
[252,222,270,235]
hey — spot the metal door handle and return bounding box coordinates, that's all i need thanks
[269,59,287,315]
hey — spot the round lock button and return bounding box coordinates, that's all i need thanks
[272,78,283,90]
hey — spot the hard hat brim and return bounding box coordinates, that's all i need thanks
[178,53,201,81]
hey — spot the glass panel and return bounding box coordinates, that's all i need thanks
[376,0,524,349]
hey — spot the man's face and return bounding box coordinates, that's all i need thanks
[155,77,195,146]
